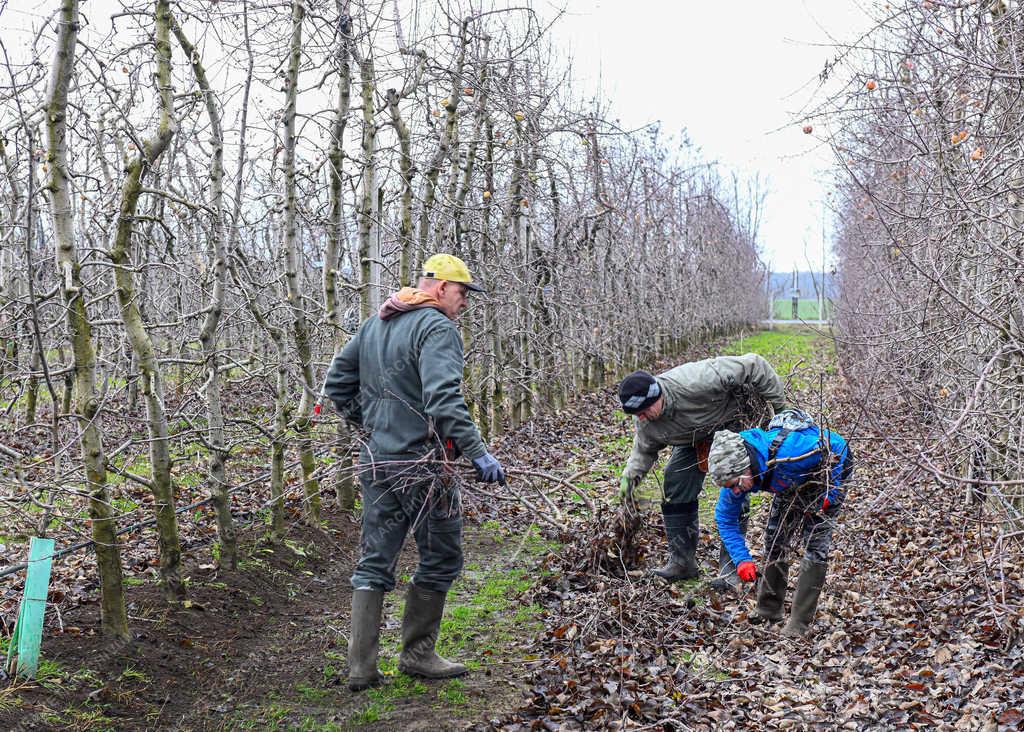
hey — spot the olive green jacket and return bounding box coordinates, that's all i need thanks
[324,307,486,464]
[623,353,787,480]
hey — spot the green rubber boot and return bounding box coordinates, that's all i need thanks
[347,589,385,691]
[751,560,789,624]
[652,507,699,581]
[397,585,468,679]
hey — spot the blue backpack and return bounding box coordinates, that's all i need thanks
[762,408,817,488]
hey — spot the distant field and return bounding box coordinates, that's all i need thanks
[772,298,830,320]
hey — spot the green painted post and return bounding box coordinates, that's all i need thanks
[13,537,55,678]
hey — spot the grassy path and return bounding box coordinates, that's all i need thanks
[490,326,1024,729]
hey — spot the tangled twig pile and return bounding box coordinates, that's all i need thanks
[586,503,647,577]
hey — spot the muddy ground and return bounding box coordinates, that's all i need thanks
[2,506,550,730]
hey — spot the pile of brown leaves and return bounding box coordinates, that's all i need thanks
[482,346,1024,730]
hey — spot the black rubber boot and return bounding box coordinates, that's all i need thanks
[709,545,741,592]
[709,501,750,592]
[347,589,385,691]
[783,559,827,638]
[751,560,789,623]
[652,505,699,581]
[397,585,468,679]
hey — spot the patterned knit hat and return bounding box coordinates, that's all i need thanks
[618,371,662,414]
[708,430,751,485]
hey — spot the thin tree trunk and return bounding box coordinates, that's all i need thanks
[270,337,289,538]
[223,3,287,534]
[506,148,527,427]
[327,1,356,511]
[387,88,414,288]
[171,14,238,568]
[0,136,25,386]
[416,18,470,264]
[480,117,503,437]
[25,344,39,425]
[356,50,378,319]
[281,0,320,524]
[107,0,184,603]
[46,0,128,638]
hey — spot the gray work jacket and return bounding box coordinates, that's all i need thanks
[324,307,486,464]
[623,353,787,480]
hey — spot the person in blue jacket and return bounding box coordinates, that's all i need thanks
[708,410,853,637]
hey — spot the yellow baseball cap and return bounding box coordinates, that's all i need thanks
[422,253,484,292]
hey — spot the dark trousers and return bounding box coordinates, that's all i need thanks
[663,444,706,505]
[763,452,853,564]
[350,464,463,593]
[762,489,839,564]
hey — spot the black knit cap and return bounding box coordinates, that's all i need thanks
[618,370,662,414]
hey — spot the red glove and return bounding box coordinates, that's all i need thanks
[737,561,757,583]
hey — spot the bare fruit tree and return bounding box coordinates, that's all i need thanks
[814,0,1024,630]
[1,0,767,636]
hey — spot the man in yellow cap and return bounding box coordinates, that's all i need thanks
[325,253,504,692]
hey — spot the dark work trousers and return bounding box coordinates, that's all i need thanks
[350,463,463,593]
[663,443,750,520]
[763,453,853,565]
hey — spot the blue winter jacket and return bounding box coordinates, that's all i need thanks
[715,426,850,566]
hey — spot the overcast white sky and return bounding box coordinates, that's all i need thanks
[546,0,872,272]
